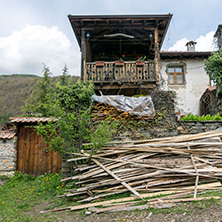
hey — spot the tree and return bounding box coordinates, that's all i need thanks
[22,65,53,116]
[205,49,222,92]
[59,64,69,86]
[36,79,114,161]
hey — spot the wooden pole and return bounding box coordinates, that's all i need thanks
[187,144,199,198]
[81,30,85,81]
[154,28,160,84]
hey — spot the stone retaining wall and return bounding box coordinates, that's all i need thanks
[0,137,17,176]
[177,121,222,134]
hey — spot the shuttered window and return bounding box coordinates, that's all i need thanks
[168,66,184,85]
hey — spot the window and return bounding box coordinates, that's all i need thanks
[168,66,184,85]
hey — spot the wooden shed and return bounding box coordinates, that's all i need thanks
[10,117,62,176]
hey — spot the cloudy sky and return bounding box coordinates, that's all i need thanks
[0,0,221,76]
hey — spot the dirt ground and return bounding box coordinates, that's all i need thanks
[27,199,222,222]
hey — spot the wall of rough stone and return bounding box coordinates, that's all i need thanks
[0,137,17,176]
[177,121,222,135]
[113,90,179,141]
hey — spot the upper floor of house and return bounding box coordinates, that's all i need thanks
[68,14,172,94]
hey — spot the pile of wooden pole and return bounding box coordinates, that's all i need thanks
[43,131,222,213]
[91,103,154,121]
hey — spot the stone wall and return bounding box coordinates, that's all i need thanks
[113,90,179,141]
[0,137,17,176]
[177,121,222,134]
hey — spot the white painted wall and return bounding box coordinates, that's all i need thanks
[159,59,210,115]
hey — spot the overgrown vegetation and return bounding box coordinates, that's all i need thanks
[22,66,114,158]
[181,113,222,121]
[205,49,222,93]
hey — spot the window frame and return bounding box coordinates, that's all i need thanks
[167,65,184,86]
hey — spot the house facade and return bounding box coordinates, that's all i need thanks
[68,14,212,116]
[159,51,211,115]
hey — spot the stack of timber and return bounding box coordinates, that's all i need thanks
[91,102,154,121]
[45,131,222,213]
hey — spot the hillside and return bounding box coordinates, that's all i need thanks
[0,74,80,125]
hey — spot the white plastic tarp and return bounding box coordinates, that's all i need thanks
[92,95,155,116]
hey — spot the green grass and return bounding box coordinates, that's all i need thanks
[0,172,67,221]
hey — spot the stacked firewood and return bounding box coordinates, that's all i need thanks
[91,102,154,121]
[42,131,222,214]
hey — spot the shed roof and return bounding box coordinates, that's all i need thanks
[9,117,58,124]
[0,130,16,139]
[68,14,172,50]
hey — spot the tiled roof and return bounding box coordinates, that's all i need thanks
[160,51,212,58]
[0,130,16,139]
[207,86,216,91]
[9,117,58,123]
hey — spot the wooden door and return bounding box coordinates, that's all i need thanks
[16,126,62,175]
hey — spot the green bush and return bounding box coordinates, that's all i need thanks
[181,113,222,121]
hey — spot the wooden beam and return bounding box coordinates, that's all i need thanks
[91,158,143,200]
[154,28,160,84]
[187,144,199,198]
[81,30,85,80]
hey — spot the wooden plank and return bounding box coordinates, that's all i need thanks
[30,128,35,175]
[27,128,32,174]
[101,203,175,213]
[132,131,222,145]
[33,130,39,176]
[93,156,221,179]
[69,190,179,211]
[57,151,62,173]
[52,149,58,173]
[41,135,47,174]
[24,128,30,173]
[37,135,44,175]
[69,182,221,211]
[91,157,143,199]
[148,196,220,205]
[187,144,199,198]
[46,146,52,173]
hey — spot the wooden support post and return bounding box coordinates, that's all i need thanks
[81,30,85,81]
[154,28,160,84]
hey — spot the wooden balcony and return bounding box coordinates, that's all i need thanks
[84,61,156,84]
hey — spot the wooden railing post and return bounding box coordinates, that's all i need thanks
[85,61,156,83]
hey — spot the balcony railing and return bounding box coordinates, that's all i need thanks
[84,61,156,83]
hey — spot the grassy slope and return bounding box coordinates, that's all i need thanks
[0,75,40,124]
[0,74,80,125]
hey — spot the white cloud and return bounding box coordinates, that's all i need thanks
[0,25,80,76]
[168,31,215,51]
